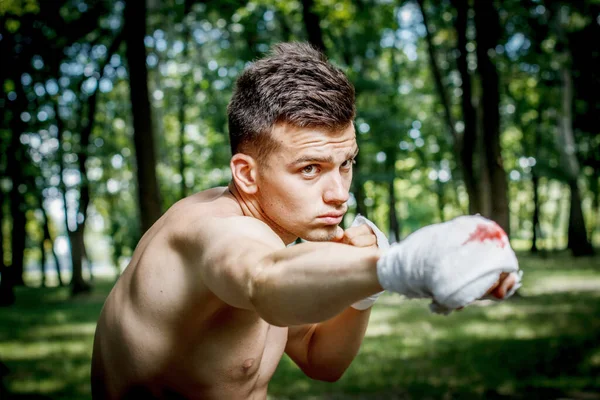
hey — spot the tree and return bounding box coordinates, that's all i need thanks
[0,190,15,306]
[550,4,594,256]
[125,0,163,234]
[301,0,327,52]
[5,69,31,288]
[473,0,510,234]
[446,0,480,216]
[1,1,109,301]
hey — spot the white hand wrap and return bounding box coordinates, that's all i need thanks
[350,215,388,310]
[376,215,522,314]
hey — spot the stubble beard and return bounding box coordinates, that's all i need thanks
[299,226,339,242]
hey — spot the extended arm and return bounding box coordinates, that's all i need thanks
[176,216,382,327]
[251,239,381,326]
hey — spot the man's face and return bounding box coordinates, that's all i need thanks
[255,123,357,242]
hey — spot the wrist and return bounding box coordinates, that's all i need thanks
[371,248,385,292]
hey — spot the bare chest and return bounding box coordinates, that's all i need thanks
[162,310,289,397]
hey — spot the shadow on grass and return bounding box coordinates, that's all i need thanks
[0,283,110,400]
[1,253,599,399]
[268,290,600,399]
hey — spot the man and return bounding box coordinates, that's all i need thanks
[91,42,517,399]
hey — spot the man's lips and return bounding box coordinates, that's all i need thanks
[317,212,345,225]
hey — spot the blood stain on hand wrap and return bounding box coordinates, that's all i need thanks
[462,222,507,248]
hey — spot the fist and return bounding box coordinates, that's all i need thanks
[376,215,522,314]
[332,224,378,249]
[485,272,518,299]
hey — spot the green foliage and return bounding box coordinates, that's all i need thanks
[0,0,39,17]
[1,0,599,294]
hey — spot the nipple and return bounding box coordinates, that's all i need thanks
[242,358,255,371]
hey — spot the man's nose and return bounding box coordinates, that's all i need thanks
[323,172,349,205]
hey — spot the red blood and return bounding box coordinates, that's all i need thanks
[462,222,507,248]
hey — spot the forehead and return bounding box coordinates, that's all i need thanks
[271,123,357,158]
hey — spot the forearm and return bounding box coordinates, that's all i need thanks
[250,242,382,326]
[305,307,372,381]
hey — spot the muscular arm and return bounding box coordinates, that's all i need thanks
[252,238,381,326]
[285,307,371,382]
[175,216,382,327]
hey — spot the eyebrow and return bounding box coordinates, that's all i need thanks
[290,147,359,166]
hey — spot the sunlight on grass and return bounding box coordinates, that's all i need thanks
[12,377,65,393]
[2,252,599,399]
[0,339,90,361]
[523,276,600,295]
[25,322,97,338]
[584,346,600,368]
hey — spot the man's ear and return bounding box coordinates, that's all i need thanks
[230,153,259,195]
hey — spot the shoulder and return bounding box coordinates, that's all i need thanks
[169,211,285,254]
[161,189,285,253]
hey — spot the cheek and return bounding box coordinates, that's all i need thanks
[283,182,324,218]
[267,176,306,208]
[344,172,353,189]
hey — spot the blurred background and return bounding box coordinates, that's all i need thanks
[0,0,599,399]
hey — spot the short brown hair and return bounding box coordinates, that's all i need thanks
[227,42,356,160]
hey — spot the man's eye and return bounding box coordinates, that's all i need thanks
[302,165,319,175]
[341,159,355,169]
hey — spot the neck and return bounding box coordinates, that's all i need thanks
[227,182,297,245]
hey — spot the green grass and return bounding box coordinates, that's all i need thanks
[1,252,599,399]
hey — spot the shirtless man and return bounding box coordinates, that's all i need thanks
[91,42,517,399]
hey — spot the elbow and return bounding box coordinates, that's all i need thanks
[304,365,348,383]
[317,373,344,383]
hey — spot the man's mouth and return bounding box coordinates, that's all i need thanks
[317,212,346,225]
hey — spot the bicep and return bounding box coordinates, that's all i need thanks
[285,324,316,371]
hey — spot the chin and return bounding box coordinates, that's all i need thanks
[300,226,338,242]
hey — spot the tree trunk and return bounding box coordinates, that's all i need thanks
[531,174,540,253]
[556,66,593,255]
[0,190,15,306]
[74,30,123,291]
[40,236,47,288]
[450,0,480,216]
[301,0,326,52]
[278,11,293,42]
[69,232,90,294]
[40,206,63,286]
[53,97,77,284]
[50,242,63,286]
[0,20,7,300]
[418,0,456,141]
[0,38,16,303]
[354,179,368,219]
[68,64,103,294]
[475,99,493,218]
[34,184,49,288]
[388,179,400,243]
[353,149,369,219]
[125,0,163,234]
[417,0,464,225]
[474,0,510,234]
[66,30,124,294]
[436,181,446,222]
[549,7,594,256]
[7,85,28,287]
[69,227,90,294]
[592,175,599,245]
[567,179,593,256]
[530,107,544,254]
[178,89,187,199]
[107,194,123,278]
[178,6,192,199]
